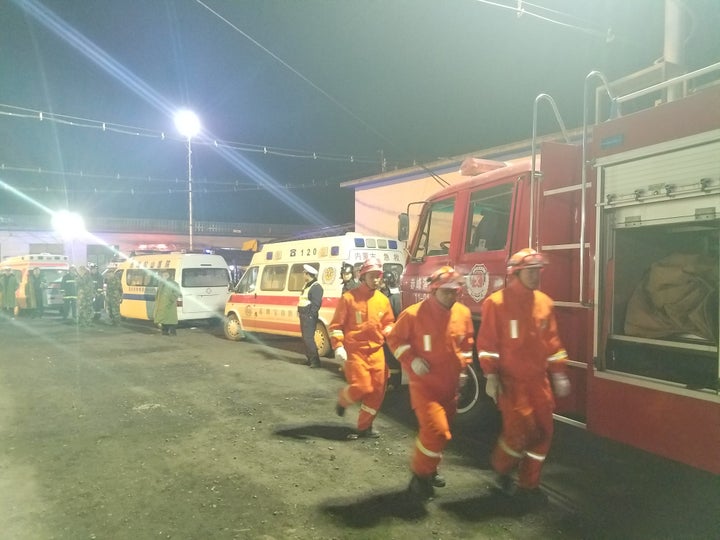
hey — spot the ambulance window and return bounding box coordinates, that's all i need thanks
[465,185,512,252]
[260,265,288,291]
[288,264,309,292]
[236,266,258,294]
[182,268,230,288]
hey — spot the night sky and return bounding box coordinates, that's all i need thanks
[1,0,718,227]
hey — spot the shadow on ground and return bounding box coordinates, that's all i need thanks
[321,488,428,527]
[274,422,360,441]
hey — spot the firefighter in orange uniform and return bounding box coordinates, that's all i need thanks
[386,266,474,501]
[330,257,395,439]
[476,248,570,500]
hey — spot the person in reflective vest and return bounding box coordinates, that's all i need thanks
[386,266,474,501]
[330,257,394,439]
[297,264,323,368]
[475,248,570,500]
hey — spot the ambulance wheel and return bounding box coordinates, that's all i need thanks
[314,322,331,357]
[457,365,480,414]
[223,313,245,341]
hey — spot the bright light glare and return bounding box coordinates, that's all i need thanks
[52,210,86,239]
[174,109,201,139]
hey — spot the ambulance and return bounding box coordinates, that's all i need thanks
[117,253,232,323]
[0,253,70,316]
[223,232,405,356]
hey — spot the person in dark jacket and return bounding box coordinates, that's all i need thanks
[104,270,123,325]
[26,267,45,318]
[340,262,359,293]
[298,264,323,368]
[383,270,402,318]
[61,266,79,321]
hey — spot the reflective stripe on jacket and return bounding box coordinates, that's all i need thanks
[476,278,567,381]
[386,294,474,405]
[329,283,394,363]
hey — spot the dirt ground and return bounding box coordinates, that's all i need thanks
[1,312,718,540]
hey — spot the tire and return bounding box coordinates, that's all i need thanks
[457,364,481,414]
[223,313,245,341]
[314,322,331,357]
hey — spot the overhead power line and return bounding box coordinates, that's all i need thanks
[0,103,381,165]
[0,161,382,195]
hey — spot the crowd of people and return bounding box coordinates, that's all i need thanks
[5,248,571,507]
[0,263,124,327]
[299,249,570,506]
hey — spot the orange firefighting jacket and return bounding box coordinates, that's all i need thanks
[329,283,394,366]
[386,294,474,406]
[476,277,567,383]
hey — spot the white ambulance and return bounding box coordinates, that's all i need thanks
[0,253,70,315]
[223,233,405,356]
[117,253,232,323]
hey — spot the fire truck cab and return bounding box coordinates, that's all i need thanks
[399,65,720,473]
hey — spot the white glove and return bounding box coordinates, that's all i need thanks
[485,374,501,403]
[334,346,348,363]
[410,357,430,376]
[551,373,571,397]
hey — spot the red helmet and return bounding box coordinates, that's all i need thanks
[358,257,383,277]
[506,248,548,275]
[427,266,464,290]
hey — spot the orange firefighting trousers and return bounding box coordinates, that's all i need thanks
[337,347,388,431]
[411,397,456,477]
[492,382,554,489]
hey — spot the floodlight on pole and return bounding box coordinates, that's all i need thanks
[52,210,86,239]
[174,109,201,251]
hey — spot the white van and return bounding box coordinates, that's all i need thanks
[223,233,405,355]
[0,253,69,315]
[117,253,231,323]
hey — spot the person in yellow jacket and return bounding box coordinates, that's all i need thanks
[386,266,474,501]
[330,257,395,439]
[476,248,570,501]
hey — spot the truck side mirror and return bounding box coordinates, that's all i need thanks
[398,213,409,241]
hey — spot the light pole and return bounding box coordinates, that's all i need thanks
[174,109,201,252]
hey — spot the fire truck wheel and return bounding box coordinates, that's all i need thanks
[457,365,480,415]
[314,322,331,357]
[223,313,246,342]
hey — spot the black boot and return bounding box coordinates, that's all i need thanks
[407,474,435,501]
[309,356,321,368]
[335,403,346,417]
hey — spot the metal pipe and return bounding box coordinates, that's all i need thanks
[616,61,720,104]
[581,71,614,305]
[530,93,570,248]
[187,138,194,252]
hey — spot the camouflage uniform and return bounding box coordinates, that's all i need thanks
[77,267,95,327]
[105,271,123,325]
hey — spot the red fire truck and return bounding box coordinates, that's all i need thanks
[398,65,720,474]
